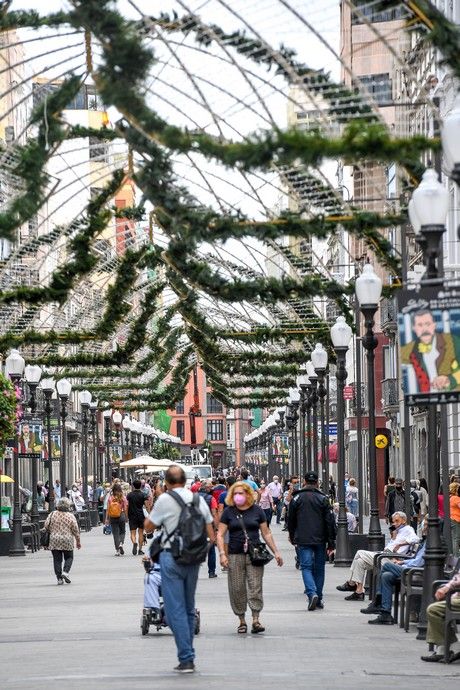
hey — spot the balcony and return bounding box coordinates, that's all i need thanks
[380,297,397,336]
[382,378,399,415]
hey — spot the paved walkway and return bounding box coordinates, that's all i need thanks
[1,524,459,689]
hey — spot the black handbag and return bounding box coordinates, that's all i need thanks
[40,512,55,548]
[237,511,274,567]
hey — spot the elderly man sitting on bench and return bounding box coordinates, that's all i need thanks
[336,511,420,601]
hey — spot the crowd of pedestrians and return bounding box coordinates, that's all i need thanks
[38,465,460,673]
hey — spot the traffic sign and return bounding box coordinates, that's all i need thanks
[343,386,354,400]
[375,434,388,449]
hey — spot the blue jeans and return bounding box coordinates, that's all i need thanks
[377,562,403,613]
[298,545,326,601]
[208,542,216,575]
[159,551,200,663]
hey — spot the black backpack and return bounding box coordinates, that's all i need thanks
[168,491,209,566]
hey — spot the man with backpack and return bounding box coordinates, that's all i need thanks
[144,465,214,674]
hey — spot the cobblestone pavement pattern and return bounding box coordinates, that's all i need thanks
[1,525,459,689]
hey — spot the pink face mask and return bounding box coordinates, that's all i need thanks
[234,493,246,507]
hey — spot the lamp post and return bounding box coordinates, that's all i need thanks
[56,378,71,509]
[331,316,353,567]
[89,401,98,519]
[410,167,449,638]
[312,344,329,495]
[41,377,55,512]
[288,388,300,475]
[306,361,319,475]
[103,408,112,482]
[355,263,383,551]
[78,390,92,504]
[113,410,123,479]
[5,349,26,556]
[24,364,42,526]
[297,370,310,477]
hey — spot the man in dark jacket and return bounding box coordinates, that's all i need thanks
[288,471,336,611]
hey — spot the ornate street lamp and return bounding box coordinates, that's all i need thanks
[288,387,300,475]
[56,378,71,506]
[89,400,98,521]
[78,390,92,504]
[306,360,319,475]
[331,316,353,567]
[112,410,123,478]
[410,168,449,638]
[411,168,449,281]
[5,349,26,556]
[24,364,42,526]
[355,263,383,551]
[311,344,329,495]
[41,377,56,512]
[297,370,310,477]
[103,408,112,481]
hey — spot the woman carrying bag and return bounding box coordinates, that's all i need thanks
[217,481,283,635]
[105,483,128,556]
[43,498,81,585]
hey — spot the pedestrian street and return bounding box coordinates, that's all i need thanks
[1,524,458,690]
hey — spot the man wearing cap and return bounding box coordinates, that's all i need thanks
[288,471,336,611]
[267,475,283,524]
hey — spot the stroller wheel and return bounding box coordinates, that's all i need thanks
[194,609,200,635]
[141,614,150,636]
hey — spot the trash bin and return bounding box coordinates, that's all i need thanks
[1,506,11,531]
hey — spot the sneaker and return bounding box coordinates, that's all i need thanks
[368,612,394,625]
[62,573,71,584]
[316,601,324,609]
[308,594,319,611]
[132,543,138,556]
[209,573,218,578]
[57,578,64,585]
[138,550,145,556]
[174,661,195,673]
[119,545,124,555]
[344,592,364,601]
[420,653,444,663]
[360,603,382,615]
[336,581,357,592]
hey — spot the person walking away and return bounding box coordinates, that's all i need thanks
[144,465,214,674]
[346,478,359,517]
[217,481,283,635]
[288,471,336,611]
[258,480,274,526]
[449,482,460,557]
[127,479,149,555]
[212,476,226,503]
[44,497,81,584]
[198,479,219,577]
[267,475,283,524]
[106,483,128,555]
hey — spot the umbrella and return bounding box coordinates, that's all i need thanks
[0,474,14,483]
[120,456,173,469]
[135,462,187,474]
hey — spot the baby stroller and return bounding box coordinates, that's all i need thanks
[141,560,201,636]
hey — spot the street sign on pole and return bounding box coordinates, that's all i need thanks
[343,386,353,400]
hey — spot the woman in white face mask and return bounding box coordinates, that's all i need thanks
[68,484,85,512]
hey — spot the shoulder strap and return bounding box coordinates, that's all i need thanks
[234,508,250,539]
[167,489,186,509]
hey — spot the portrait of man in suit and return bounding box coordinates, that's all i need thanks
[400,309,460,393]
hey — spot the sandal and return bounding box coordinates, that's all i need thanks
[251,622,265,634]
[237,623,247,634]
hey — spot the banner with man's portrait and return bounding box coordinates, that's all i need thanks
[271,433,289,461]
[398,286,460,404]
[18,417,43,457]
